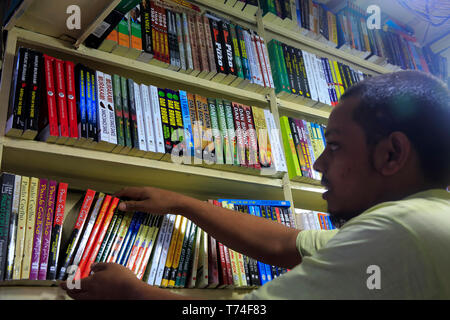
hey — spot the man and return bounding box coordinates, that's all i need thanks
[61,70,450,299]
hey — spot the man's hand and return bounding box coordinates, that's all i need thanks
[114,186,187,215]
[60,263,146,300]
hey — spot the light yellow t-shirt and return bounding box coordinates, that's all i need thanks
[244,189,450,299]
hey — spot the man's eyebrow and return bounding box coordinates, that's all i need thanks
[324,129,340,138]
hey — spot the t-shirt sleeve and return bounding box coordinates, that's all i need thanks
[296,229,339,258]
[243,213,431,300]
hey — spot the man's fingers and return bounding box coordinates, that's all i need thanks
[114,187,148,200]
[90,262,110,273]
[118,200,147,212]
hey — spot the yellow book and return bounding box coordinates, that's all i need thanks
[160,214,182,287]
[332,60,345,97]
[168,216,187,287]
[251,106,272,168]
[126,214,149,271]
[136,216,161,279]
[12,176,29,279]
[328,59,341,101]
[131,215,152,274]
[21,177,39,279]
[225,202,245,287]
[195,228,209,288]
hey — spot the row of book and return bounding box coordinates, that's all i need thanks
[6,47,289,173]
[95,0,275,91]
[295,208,336,231]
[280,115,325,180]
[267,39,369,106]
[0,172,336,289]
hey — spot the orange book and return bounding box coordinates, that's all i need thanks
[81,197,119,278]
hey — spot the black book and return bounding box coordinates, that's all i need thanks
[85,10,126,49]
[0,173,15,281]
[23,50,43,140]
[220,20,236,76]
[75,64,89,140]
[295,48,312,99]
[6,47,30,137]
[282,44,299,95]
[140,0,153,56]
[127,79,140,150]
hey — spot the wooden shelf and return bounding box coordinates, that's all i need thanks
[192,0,258,24]
[290,181,327,212]
[4,0,121,46]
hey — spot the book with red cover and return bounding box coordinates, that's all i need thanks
[64,61,78,142]
[75,194,112,279]
[38,180,57,280]
[81,196,119,278]
[47,182,68,280]
[212,200,231,288]
[54,58,70,143]
[57,189,96,280]
[231,102,246,167]
[37,55,59,142]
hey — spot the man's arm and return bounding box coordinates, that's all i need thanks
[117,186,302,269]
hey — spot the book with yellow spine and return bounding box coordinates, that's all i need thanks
[106,212,133,263]
[21,177,39,279]
[136,216,161,280]
[195,228,209,288]
[160,214,182,287]
[332,60,345,97]
[168,216,188,287]
[227,202,248,287]
[125,214,150,271]
[221,201,242,287]
[280,116,302,179]
[12,176,30,279]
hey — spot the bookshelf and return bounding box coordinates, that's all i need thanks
[0,0,411,299]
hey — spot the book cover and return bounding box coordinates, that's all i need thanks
[37,180,57,280]
[179,90,194,158]
[74,64,88,145]
[104,73,119,149]
[242,105,260,169]
[21,177,38,279]
[57,189,96,280]
[5,175,21,280]
[94,71,110,147]
[133,82,148,153]
[106,211,132,263]
[149,85,165,156]
[95,211,123,263]
[47,182,68,280]
[154,214,176,286]
[12,176,30,280]
[112,75,126,151]
[279,116,302,179]
[140,84,156,153]
[120,76,133,150]
[6,47,28,137]
[146,214,171,285]
[64,61,78,144]
[0,173,15,281]
[54,59,70,144]
[23,50,43,140]
[29,178,48,280]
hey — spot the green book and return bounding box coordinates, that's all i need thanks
[215,99,232,165]
[276,40,291,93]
[99,211,124,262]
[208,98,224,165]
[268,40,290,95]
[229,24,244,80]
[120,76,132,148]
[279,116,302,179]
[95,211,120,263]
[223,100,239,166]
[179,224,198,288]
[112,75,125,147]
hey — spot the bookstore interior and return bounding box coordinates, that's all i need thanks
[0,0,448,300]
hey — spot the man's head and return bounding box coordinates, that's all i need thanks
[313,70,449,225]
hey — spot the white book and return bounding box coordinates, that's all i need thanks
[312,211,324,230]
[302,51,319,102]
[95,71,110,144]
[149,85,165,154]
[242,29,260,86]
[263,109,282,173]
[267,110,288,172]
[139,84,156,153]
[6,175,21,279]
[147,214,170,285]
[315,56,332,105]
[154,214,176,286]
[182,12,193,72]
[252,31,269,88]
[295,208,311,230]
[104,73,118,145]
[133,82,148,152]
[175,13,186,71]
[302,119,320,180]
[260,36,274,89]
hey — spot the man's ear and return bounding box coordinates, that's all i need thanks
[372,132,411,176]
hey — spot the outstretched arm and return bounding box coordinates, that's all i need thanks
[116,186,302,268]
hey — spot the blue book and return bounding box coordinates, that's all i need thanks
[75,65,88,139]
[121,212,145,266]
[218,199,290,207]
[116,212,140,265]
[90,70,98,140]
[253,206,272,283]
[85,68,94,140]
[248,206,268,286]
[179,90,194,157]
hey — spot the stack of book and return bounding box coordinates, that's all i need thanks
[93,0,275,92]
[0,173,317,289]
[5,47,288,175]
[268,39,370,107]
[279,116,326,181]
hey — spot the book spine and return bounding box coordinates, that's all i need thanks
[104,73,118,145]
[47,182,68,280]
[12,176,30,280]
[195,14,209,74]
[140,84,156,152]
[141,0,153,56]
[29,178,48,280]
[231,102,246,167]
[260,35,274,88]
[21,177,39,279]
[172,90,184,147]
[5,175,21,280]
[251,106,272,168]
[201,95,213,163]
[295,119,313,178]
[182,12,194,71]
[54,59,70,140]
[253,32,269,88]
[95,71,110,144]
[208,98,223,165]
[37,180,57,280]
[120,77,132,148]
[158,88,172,155]
[221,20,236,77]
[57,189,96,280]
[127,79,140,150]
[186,224,202,288]
[7,47,28,135]
[154,214,176,286]
[64,61,78,140]
[134,82,148,151]
[146,214,170,285]
[242,105,260,169]
[113,75,125,148]
[106,212,132,263]
[96,211,123,263]
[210,18,225,75]
[25,50,43,137]
[75,65,88,140]
[178,221,197,287]
[224,100,238,166]
[168,217,188,287]
[179,90,194,157]
[149,85,165,154]
[0,173,15,281]
[127,215,150,272]
[187,93,201,161]
[238,104,250,168]
[229,23,244,80]
[279,116,301,179]
[43,55,59,139]
[203,15,216,75]
[161,215,182,287]
[235,25,251,82]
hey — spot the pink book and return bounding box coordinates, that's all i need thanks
[29,179,48,280]
[38,180,57,280]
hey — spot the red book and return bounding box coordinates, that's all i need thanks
[54,59,69,140]
[64,61,78,139]
[238,104,250,168]
[231,102,247,167]
[150,1,160,62]
[212,200,231,288]
[160,6,170,64]
[81,197,119,278]
[242,105,261,170]
[42,55,59,140]
[75,195,112,279]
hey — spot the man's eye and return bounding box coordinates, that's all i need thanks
[327,143,339,151]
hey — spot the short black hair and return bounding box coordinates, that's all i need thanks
[341,70,450,187]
